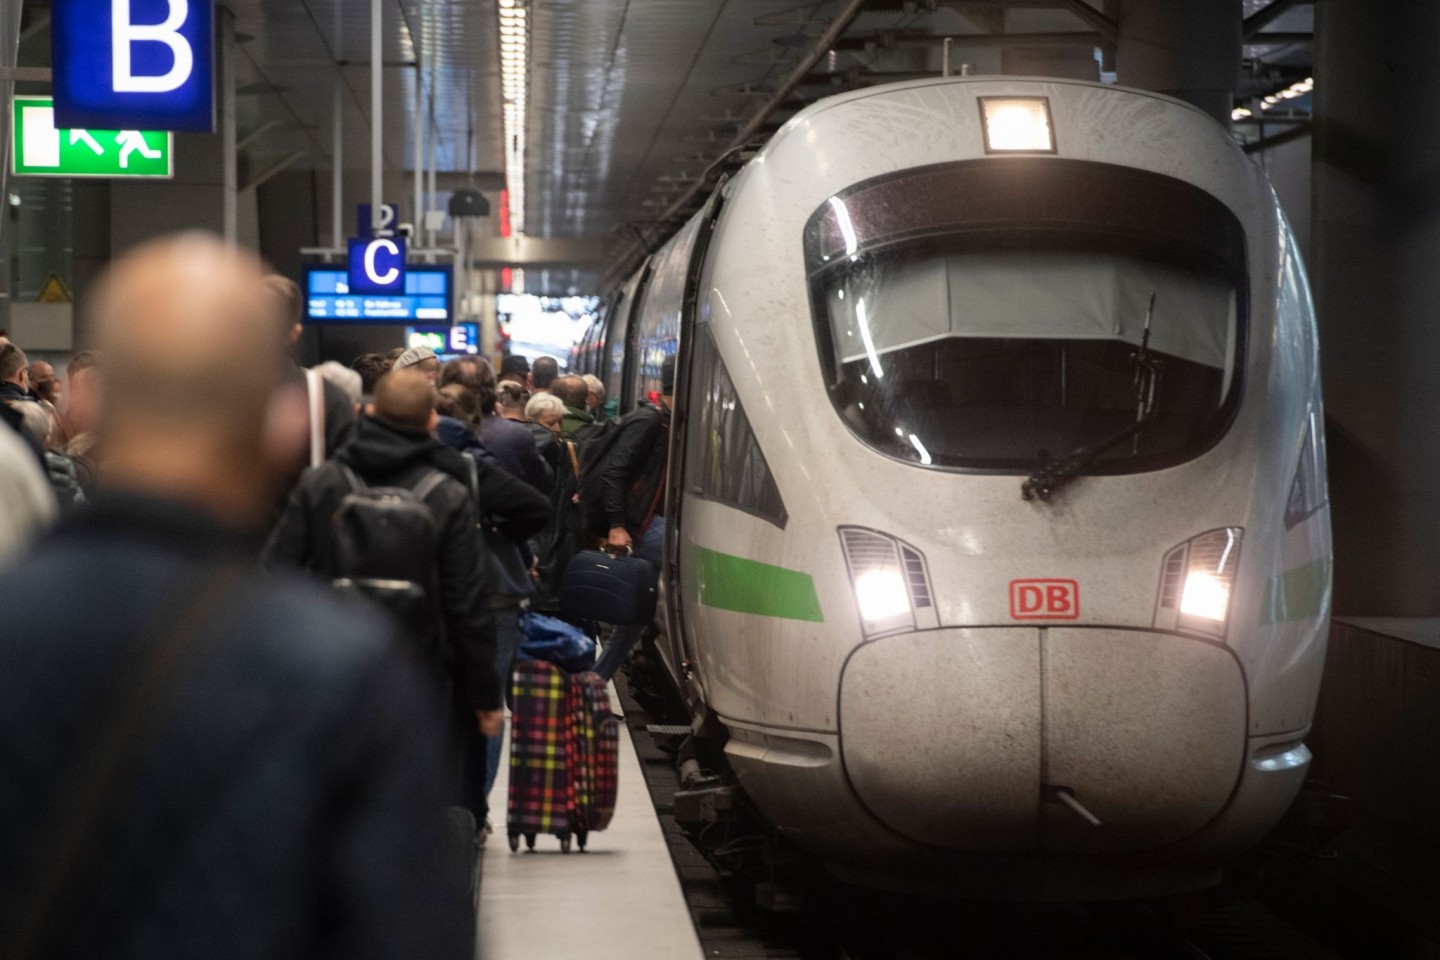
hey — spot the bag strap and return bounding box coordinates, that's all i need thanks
[565,440,581,480]
[640,424,670,536]
[462,453,480,500]
[337,463,365,494]
[304,368,325,469]
[412,470,450,503]
[2,563,250,960]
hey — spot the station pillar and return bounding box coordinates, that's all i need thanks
[1311,2,1440,615]
[1113,0,1241,126]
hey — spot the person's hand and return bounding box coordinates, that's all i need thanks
[476,710,504,736]
[607,526,632,554]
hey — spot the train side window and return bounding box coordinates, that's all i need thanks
[1284,411,1327,529]
[687,328,788,528]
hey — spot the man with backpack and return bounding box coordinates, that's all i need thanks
[262,368,503,740]
[584,356,674,680]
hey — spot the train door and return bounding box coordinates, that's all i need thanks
[620,197,722,691]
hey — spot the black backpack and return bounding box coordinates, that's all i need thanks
[330,464,449,642]
[576,405,661,537]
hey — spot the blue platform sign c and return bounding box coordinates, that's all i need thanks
[348,237,407,295]
[53,0,216,133]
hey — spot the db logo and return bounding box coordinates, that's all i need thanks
[1009,579,1080,620]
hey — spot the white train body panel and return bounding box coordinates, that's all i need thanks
[608,77,1330,897]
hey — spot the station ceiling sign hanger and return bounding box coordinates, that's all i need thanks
[11,97,172,178]
[52,0,215,133]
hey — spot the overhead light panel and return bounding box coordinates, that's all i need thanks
[498,0,528,236]
[979,97,1055,154]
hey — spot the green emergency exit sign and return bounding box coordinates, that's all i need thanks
[11,96,172,179]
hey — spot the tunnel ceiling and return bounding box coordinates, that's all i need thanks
[16,1,1314,294]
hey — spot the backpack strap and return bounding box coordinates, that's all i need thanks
[337,463,365,494]
[412,470,450,503]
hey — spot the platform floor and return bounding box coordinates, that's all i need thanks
[476,685,704,960]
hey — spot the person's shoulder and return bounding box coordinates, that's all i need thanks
[239,573,400,675]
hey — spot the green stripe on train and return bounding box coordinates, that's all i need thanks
[1258,557,1332,625]
[688,543,825,622]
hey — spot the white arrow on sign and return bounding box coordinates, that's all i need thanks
[116,131,162,169]
[69,129,104,156]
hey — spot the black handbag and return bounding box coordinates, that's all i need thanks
[560,548,657,627]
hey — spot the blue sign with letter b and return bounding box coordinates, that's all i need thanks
[53,0,215,132]
[348,237,407,295]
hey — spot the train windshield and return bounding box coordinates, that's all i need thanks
[805,159,1248,474]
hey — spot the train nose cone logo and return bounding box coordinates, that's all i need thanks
[1009,579,1080,620]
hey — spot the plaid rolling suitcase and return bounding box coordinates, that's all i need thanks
[566,671,620,847]
[507,658,575,852]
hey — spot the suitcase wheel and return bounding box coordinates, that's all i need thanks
[507,832,520,853]
[577,830,588,852]
[559,832,572,854]
[525,833,536,851]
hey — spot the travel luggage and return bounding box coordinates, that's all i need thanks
[567,672,620,836]
[560,548,657,626]
[507,661,621,852]
[507,658,574,852]
[519,611,596,674]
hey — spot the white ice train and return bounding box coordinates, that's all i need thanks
[573,76,1332,899]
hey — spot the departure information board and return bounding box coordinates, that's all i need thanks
[304,265,451,323]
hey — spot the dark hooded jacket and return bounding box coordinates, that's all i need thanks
[600,401,670,534]
[261,416,501,712]
[477,414,553,494]
[0,492,471,960]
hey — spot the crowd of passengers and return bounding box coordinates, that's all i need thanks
[0,232,672,959]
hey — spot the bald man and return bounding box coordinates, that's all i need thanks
[0,234,472,960]
[263,367,504,747]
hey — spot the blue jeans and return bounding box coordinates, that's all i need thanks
[592,516,664,681]
[479,604,525,817]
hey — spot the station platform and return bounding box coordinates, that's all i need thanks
[476,684,704,960]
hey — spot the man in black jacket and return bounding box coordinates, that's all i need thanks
[263,368,504,739]
[0,233,472,960]
[592,356,674,679]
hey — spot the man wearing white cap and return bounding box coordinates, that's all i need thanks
[394,345,441,384]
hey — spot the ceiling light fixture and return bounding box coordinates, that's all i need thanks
[1236,76,1313,121]
[498,0,528,242]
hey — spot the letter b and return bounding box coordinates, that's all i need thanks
[1046,585,1073,615]
[113,0,194,94]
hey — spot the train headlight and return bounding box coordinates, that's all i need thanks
[979,97,1055,154]
[1155,528,1243,639]
[854,569,911,622]
[839,527,939,638]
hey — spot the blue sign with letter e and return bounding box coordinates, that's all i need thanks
[348,237,407,295]
[53,0,215,133]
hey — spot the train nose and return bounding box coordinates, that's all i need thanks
[839,628,1248,854]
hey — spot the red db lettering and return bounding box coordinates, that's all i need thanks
[1009,579,1080,620]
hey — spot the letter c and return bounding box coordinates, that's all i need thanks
[364,239,400,287]
[113,0,194,94]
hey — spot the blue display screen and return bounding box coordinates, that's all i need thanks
[304,266,451,323]
[406,323,480,357]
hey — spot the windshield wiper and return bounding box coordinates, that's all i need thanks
[1022,293,1164,502]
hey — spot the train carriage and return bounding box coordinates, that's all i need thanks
[597,76,1331,899]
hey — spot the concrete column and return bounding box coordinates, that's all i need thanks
[1114,0,1241,126]
[1312,1,1440,615]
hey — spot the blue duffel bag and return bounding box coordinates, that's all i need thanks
[518,611,597,674]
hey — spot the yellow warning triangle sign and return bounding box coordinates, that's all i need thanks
[36,274,71,304]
